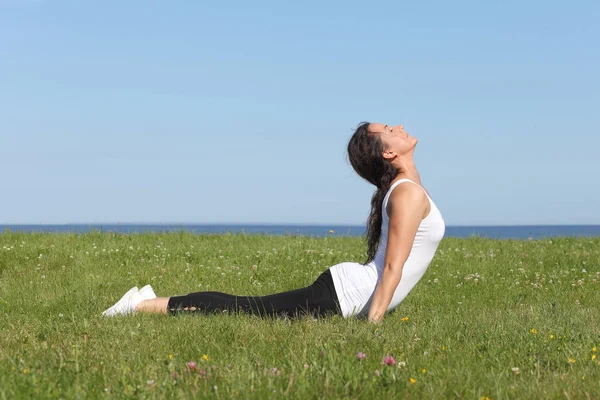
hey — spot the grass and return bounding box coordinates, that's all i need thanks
[0,231,598,399]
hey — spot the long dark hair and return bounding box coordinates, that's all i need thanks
[347,122,399,264]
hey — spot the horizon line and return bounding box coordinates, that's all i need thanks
[2,222,600,228]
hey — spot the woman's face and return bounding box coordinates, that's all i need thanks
[368,123,418,160]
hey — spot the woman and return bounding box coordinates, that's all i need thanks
[102,123,445,322]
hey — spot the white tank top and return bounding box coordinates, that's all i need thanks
[329,179,446,317]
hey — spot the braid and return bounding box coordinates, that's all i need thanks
[365,163,398,263]
[347,122,399,264]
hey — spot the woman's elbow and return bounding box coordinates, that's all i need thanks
[383,263,404,279]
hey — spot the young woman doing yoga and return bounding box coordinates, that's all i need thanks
[102,122,445,323]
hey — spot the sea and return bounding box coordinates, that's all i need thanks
[1,224,600,239]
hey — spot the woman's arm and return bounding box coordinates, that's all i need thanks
[367,184,428,323]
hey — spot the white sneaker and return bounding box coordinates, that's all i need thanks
[139,284,157,301]
[101,286,138,317]
[110,290,144,316]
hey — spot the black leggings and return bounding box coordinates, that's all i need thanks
[167,269,341,318]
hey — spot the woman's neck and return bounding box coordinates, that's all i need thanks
[393,159,422,186]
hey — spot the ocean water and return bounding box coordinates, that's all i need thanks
[2,224,600,239]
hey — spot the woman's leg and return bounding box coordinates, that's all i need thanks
[136,270,340,318]
[168,288,317,317]
[136,297,170,315]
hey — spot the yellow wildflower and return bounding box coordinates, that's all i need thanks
[202,354,210,362]
[421,368,426,374]
[593,347,597,353]
[530,329,537,334]
[168,354,173,360]
[549,335,554,339]
[569,358,576,364]
[329,230,334,234]
[592,354,596,361]
[401,317,409,322]
[480,397,492,400]
[409,378,416,384]
[23,369,28,374]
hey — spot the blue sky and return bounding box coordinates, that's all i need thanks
[1,0,599,226]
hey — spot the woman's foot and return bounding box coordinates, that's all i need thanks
[139,284,157,300]
[102,286,139,316]
[102,285,156,317]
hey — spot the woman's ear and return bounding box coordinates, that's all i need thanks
[382,149,396,161]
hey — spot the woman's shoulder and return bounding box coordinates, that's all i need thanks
[385,181,429,219]
[387,180,427,202]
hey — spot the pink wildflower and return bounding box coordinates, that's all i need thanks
[186,361,198,371]
[357,352,366,361]
[383,355,396,366]
[199,369,206,376]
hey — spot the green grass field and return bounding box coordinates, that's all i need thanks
[0,232,598,399]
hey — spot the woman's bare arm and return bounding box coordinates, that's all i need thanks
[367,184,427,323]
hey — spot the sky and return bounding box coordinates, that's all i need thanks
[1,0,599,226]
